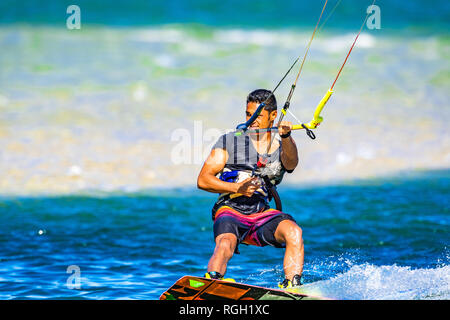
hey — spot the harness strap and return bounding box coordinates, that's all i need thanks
[262,176,282,212]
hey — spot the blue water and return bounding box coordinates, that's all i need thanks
[1,0,449,34]
[0,169,448,300]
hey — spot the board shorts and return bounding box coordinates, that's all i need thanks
[213,206,297,254]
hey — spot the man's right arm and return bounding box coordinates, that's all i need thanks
[197,148,239,194]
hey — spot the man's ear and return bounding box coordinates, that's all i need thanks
[270,110,277,122]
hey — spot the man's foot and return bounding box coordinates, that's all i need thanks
[204,271,235,282]
[204,271,223,279]
[278,274,304,289]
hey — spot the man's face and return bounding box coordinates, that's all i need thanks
[246,102,277,130]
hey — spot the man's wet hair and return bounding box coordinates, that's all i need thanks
[246,89,277,112]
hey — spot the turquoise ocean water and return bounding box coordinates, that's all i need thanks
[0,0,449,299]
[0,170,448,299]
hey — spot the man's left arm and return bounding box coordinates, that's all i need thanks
[279,121,299,172]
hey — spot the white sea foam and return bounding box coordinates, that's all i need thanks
[214,29,302,47]
[133,27,305,48]
[131,29,185,43]
[303,264,450,300]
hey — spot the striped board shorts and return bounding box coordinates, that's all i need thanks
[213,206,296,253]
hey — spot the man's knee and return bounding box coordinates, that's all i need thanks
[275,220,303,246]
[215,233,237,257]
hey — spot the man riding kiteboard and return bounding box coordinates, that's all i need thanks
[164,0,376,298]
[197,89,304,289]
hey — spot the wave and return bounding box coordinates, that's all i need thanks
[302,263,450,300]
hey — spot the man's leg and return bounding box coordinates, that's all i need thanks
[207,233,238,276]
[274,220,304,281]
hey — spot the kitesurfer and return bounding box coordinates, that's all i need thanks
[197,89,304,288]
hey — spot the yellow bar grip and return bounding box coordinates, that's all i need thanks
[314,88,333,119]
[292,89,333,130]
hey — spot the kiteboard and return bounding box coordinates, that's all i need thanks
[160,276,326,300]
